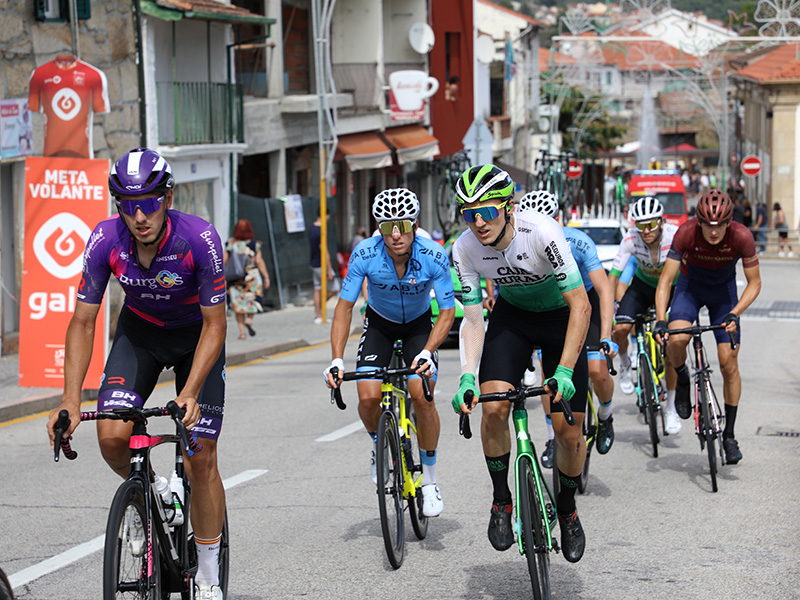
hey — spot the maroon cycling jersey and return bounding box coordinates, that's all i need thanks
[77,210,227,328]
[667,218,759,283]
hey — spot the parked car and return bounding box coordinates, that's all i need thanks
[566,218,628,272]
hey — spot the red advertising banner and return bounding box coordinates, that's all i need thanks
[19,156,109,387]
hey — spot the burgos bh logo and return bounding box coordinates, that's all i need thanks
[33,213,91,280]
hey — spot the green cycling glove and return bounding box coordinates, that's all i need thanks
[452,373,480,414]
[551,365,576,401]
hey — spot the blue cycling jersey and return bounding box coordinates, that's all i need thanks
[341,235,455,324]
[620,256,638,286]
[564,227,603,292]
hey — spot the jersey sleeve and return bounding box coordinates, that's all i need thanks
[610,233,635,277]
[667,221,693,261]
[195,223,227,307]
[339,239,369,303]
[574,229,603,273]
[429,245,455,310]
[28,67,42,112]
[452,238,483,306]
[619,256,638,285]
[91,66,110,114]
[76,221,113,305]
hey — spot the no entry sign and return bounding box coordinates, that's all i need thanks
[741,155,762,177]
[567,159,584,179]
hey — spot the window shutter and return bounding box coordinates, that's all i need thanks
[34,0,48,20]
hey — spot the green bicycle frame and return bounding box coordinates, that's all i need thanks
[512,407,557,554]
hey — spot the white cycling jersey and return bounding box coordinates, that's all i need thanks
[452,212,583,313]
[610,223,678,287]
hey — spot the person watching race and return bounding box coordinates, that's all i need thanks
[608,196,682,434]
[324,188,455,517]
[519,191,618,464]
[450,165,591,563]
[46,147,228,600]
[654,190,761,464]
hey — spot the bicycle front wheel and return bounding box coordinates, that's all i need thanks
[104,478,161,600]
[435,177,456,233]
[697,378,718,492]
[376,410,405,568]
[405,403,428,540]
[519,457,550,600]
[579,393,595,494]
[639,354,659,457]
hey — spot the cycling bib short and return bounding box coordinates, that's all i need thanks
[98,308,226,440]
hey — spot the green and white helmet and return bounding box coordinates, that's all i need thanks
[454,164,514,205]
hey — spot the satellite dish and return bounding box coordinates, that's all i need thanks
[476,35,494,64]
[409,23,435,54]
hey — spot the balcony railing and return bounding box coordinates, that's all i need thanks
[331,63,382,112]
[157,81,244,145]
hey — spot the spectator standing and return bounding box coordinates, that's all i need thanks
[753,202,768,254]
[350,226,367,252]
[741,198,753,228]
[732,198,745,224]
[773,203,793,257]
[700,172,710,194]
[224,219,269,339]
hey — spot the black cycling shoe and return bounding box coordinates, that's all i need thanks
[558,511,586,563]
[488,503,514,551]
[596,416,614,455]
[723,438,743,464]
[675,373,692,419]
[541,439,555,469]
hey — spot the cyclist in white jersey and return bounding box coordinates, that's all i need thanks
[450,165,591,564]
[607,196,682,433]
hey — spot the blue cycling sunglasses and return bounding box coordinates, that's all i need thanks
[461,202,508,223]
[116,195,165,216]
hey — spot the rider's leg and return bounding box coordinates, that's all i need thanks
[717,342,742,435]
[356,380,382,433]
[97,419,134,478]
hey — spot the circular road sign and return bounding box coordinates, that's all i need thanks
[567,159,584,179]
[741,155,762,177]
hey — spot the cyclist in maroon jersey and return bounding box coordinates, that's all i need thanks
[654,190,762,464]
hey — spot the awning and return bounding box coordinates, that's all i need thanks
[335,132,393,172]
[380,125,440,165]
[141,0,276,26]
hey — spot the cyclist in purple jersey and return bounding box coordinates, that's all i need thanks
[654,190,761,465]
[46,148,228,599]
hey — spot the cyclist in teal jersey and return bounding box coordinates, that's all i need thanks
[451,165,591,563]
[325,189,455,517]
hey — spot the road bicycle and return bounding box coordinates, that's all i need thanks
[54,402,230,599]
[434,150,471,238]
[632,310,667,457]
[458,380,574,600]
[578,349,617,494]
[666,322,736,493]
[329,341,433,569]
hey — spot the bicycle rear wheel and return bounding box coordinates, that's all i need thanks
[405,403,428,540]
[639,354,659,457]
[376,410,405,568]
[435,177,456,233]
[519,457,550,600]
[104,478,161,600]
[697,379,718,492]
[579,393,595,494]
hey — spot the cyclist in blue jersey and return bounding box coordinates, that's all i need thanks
[324,188,456,517]
[46,148,228,600]
[519,191,618,463]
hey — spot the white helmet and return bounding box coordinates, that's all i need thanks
[372,188,420,222]
[628,196,663,222]
[519,190,559,218]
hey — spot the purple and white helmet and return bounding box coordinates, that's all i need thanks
[109,148,174,198]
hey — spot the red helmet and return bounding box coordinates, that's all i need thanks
[696,189,733,225]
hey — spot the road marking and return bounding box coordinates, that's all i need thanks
[316,420,363,442]
[8,469,268,589]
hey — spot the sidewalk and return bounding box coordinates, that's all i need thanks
[0,296,361,423]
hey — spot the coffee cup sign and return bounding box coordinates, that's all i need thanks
[389,71,439,111]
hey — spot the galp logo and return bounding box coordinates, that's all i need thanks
[51,88,81,121]
[33,213,91,280]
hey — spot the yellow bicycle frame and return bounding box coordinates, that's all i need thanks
[381,380,422,500]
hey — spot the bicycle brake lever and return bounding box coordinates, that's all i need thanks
[54,410,77,462]
[459,390,474,439]
[329,367,347,410]
[546,378,575,426]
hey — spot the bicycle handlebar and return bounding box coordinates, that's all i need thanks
[329,363,433,411]
[458,378,574,439]
[599,340,618,376]
[666,323,737,350]
[53,401,203,463]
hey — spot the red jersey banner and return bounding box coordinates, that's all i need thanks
[20,157,109,388]
[28,54,109,159]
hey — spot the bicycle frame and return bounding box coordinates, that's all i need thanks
[633,317,664,402]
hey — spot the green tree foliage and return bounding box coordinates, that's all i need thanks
[557,86,626,157]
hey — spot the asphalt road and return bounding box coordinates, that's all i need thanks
[2,260,799,600]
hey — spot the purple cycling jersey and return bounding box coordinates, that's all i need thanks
[78,210,227,327]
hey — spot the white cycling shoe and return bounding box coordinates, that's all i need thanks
[421,484,444,517]
[194,582,223,599]
[664,407,682,435]
[619,363,635,395]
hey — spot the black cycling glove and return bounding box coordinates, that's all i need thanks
[653,320,669,341]
[722,313,739,328]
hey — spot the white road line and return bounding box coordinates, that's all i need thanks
[316,420,363,442]
[8,469,269,590]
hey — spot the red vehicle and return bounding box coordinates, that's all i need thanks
[627,169,689,226]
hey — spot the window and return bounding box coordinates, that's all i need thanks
[173,181,214,223]
[34,0,91,21]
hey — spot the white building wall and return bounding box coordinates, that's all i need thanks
[332,0,382,64]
